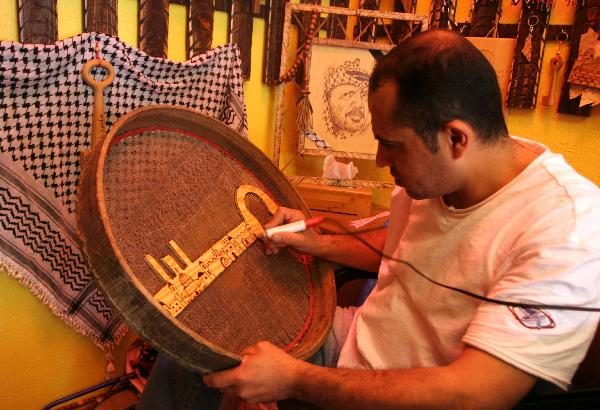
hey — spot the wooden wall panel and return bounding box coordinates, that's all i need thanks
[463,0,501,37]
[506,5,550,108]
[557,0,600,116]
[188,0,214,57]
[264,0,289,83]
[85,0,118,36]
[139,0,170,59]
[230,0,253,79]
[18,0,58,44]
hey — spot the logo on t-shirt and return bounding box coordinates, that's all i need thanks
[508,307,555,329]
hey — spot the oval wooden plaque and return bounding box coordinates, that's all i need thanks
[77,105,336,373]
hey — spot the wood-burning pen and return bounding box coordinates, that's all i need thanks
[264,216,325,239]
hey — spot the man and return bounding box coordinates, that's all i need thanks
[141,29,600,409]
[322,59,371,141]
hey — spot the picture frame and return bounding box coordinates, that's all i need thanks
[301,41,378,159]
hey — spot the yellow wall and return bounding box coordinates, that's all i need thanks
[0,0,599,408]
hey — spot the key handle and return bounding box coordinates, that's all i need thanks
[236,185,278,237]
[82,59,115,148]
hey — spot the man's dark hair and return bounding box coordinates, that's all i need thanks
[369,29,508,152]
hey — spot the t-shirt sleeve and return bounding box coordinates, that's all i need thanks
[463,242,600,389]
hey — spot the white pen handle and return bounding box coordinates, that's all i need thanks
[264,217,324,238]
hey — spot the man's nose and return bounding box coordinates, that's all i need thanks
[375,144,390,168]
[349,96,362,107]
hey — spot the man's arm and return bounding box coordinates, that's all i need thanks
[263,207,386,272]
[204,341,537,410]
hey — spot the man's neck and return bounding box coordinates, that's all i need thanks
[443,137,541,209]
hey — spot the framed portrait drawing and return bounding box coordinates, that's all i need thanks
[302,43,378,159]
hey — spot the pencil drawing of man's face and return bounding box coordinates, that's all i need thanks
[326,83,369,135]
[322,59,371,140]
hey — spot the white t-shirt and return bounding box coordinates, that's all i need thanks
[336,138,600,389]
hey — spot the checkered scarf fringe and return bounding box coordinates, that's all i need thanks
[0,33,248,350]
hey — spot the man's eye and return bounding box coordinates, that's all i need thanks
[380,141,400,149]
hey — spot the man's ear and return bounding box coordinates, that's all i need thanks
[441,120,473,159]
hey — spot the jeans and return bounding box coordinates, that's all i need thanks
[137,354,223,409]
[137,307,356,409]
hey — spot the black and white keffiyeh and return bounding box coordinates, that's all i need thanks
[0,33,248,349]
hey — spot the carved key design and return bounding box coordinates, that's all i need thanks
[145,185,278,317]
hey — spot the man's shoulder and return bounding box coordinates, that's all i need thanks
[532,152,600,210]
[507,151,600,248]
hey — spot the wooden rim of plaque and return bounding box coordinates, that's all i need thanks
[77,105,336,373]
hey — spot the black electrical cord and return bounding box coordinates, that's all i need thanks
[325,217,600,312]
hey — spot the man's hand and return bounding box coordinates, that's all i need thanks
[263,207,386,272]
[263,207,324,256]
[203,341,306,403]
